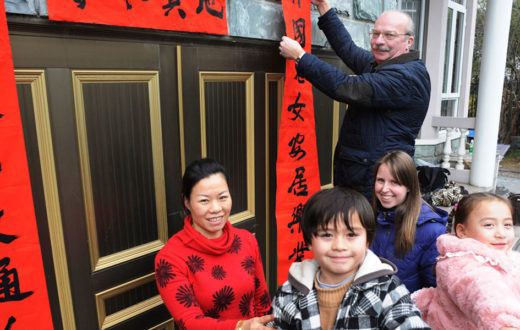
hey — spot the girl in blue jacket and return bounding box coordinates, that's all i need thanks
[370,151,448,293]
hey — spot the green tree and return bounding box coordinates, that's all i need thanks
[470,0,520,143]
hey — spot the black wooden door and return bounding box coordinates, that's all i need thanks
[10,20,284,329]
[13,30,180,329]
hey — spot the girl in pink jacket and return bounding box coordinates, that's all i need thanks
[413,192,520,330]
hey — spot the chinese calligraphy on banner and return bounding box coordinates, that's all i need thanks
[47,0,228,35]
[276,0,320,286]
[0,1,54,328]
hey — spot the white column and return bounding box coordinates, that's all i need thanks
[469,0,513,187]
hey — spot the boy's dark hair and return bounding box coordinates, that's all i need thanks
[182,158,228,213]
[302,187,376,246]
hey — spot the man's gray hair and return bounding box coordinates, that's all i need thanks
[381,10,415,37]
[405,12,415,36]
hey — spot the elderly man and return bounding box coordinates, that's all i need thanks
[279,0,430,200]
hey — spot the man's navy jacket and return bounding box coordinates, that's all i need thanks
[296,9,431,198]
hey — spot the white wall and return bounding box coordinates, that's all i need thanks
[420,0,449,139]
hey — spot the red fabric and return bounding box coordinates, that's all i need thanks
[47,0,228,35]
[0,1,53,328]
[275,0,320,286]
[155,216,271,329]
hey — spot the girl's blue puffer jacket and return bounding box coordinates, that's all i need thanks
[370,200,448,293]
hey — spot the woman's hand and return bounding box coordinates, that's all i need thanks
[237,314,275,330]
[310,0,330,15]
[279,36,304,61]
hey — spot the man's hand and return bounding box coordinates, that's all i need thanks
[279,36,304,61]
[310,0,331,16]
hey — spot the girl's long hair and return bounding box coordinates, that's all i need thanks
[372,151,422,257]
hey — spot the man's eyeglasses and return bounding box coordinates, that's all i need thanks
[369,31,410,40]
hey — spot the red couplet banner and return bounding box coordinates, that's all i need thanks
[0,2,54,329]
[276,0,321,286]
[47,0,228,35]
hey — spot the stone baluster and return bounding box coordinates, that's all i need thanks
[441,128,453,169]
[456,128,467,169]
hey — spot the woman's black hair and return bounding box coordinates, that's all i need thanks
[302,187,376,246]
[182,158,228,213]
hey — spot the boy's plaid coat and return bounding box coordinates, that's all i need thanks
[272,250,430,330]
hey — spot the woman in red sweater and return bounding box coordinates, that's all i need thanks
[155,158,274,329]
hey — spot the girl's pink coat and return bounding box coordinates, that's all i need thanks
[413,234,520,330]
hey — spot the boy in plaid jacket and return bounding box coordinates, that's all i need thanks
[271,187,430,330]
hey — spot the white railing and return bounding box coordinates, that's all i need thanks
[431,116,476,183]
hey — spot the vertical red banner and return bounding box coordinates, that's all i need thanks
[0,2,54,329]
[276,0,320,286]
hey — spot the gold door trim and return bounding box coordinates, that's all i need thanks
[15,70,77,330]
[198,71,256,225]
[265,73,284,289]
[148,319,175,330]
[95,273,163,329]
[71,70,168,272]
[176,45,187,174]
[328,101,341,187]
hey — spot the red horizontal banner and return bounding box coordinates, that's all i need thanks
[47,0,228,35]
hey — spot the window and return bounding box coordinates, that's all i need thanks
[441,98,457,117]
[441,0,466,116]
[399,0,425,53]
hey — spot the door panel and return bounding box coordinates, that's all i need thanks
[16,70,69,329]
[200,72,255,223]
[71,71,167,272]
